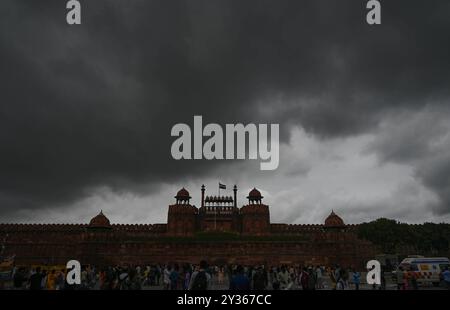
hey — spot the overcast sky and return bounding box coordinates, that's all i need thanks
[1,0,450,225]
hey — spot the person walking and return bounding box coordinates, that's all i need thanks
[252,266,268,290]
[218,266,225,285]
[334,265,341,289]
[182,264,191,290]
[13,268,26,290]
[277,266,290,290]
[169,264,180,290]
[441,267,450,289]
[230,265,250,290]
[55,269,65,290]
[29,267,43,290]
[46,270,57,290]
[315,266,323,289]
[189,260,211,290]
[329,267,337,289]
[299,267,310,290]
[352,270,361,290]
[396,266,404,290]
[271,267,280,290]
[163,265,171,290]
[308,267,316,290]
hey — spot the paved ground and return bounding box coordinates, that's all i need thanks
[143,275,448,290]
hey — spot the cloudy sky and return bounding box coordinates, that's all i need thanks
[1,0,450,225]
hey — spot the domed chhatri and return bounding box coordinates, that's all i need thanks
[247,188,263,204]
[175,187,191,204]
[89,210,111,228]
[324,210,345,228]
[175,187,191,198]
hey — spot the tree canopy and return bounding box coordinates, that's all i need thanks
[357,218,450,255]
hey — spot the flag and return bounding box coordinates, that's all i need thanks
[219,183,226,189]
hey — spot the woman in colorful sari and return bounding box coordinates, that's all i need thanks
[46,270,57,290]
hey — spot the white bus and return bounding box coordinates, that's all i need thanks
[396,257,449,286]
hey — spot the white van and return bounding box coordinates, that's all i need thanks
[396,257,450,286]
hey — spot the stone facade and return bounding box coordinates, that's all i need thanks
[0,186,377,268]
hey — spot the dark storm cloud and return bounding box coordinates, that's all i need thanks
[366,106,450,214]
[1,0,450,214]
[418,154,450,215]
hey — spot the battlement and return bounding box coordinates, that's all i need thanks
[111,223,167,233]
[204,195,234,205]
[271,223,324,234]
[168,204,198,214]
[240,204,269,214]
[0,223,87,232]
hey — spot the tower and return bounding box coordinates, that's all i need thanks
[240,188,270,236]
[167,188,198,236]
[175,187,191,205]
[198,184,239,232]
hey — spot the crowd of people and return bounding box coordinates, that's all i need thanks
[8,262,362,290]
[6,262,450,290]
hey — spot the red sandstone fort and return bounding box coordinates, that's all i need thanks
[0,185,377,268]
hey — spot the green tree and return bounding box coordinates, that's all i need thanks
[357,219,450,255]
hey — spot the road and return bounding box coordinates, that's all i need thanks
[144,274,448,290]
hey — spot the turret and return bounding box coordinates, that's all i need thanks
[167,188,198,236]
[241,188,270,236]
[201,184,205,208]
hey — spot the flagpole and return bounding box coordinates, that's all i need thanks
[215,183,219,230]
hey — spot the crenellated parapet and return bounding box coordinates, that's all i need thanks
[112,223,167,233]
[270,223,323,234]
[168,204,198,214]
[240,204,269,214]
[0,223,87,232]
